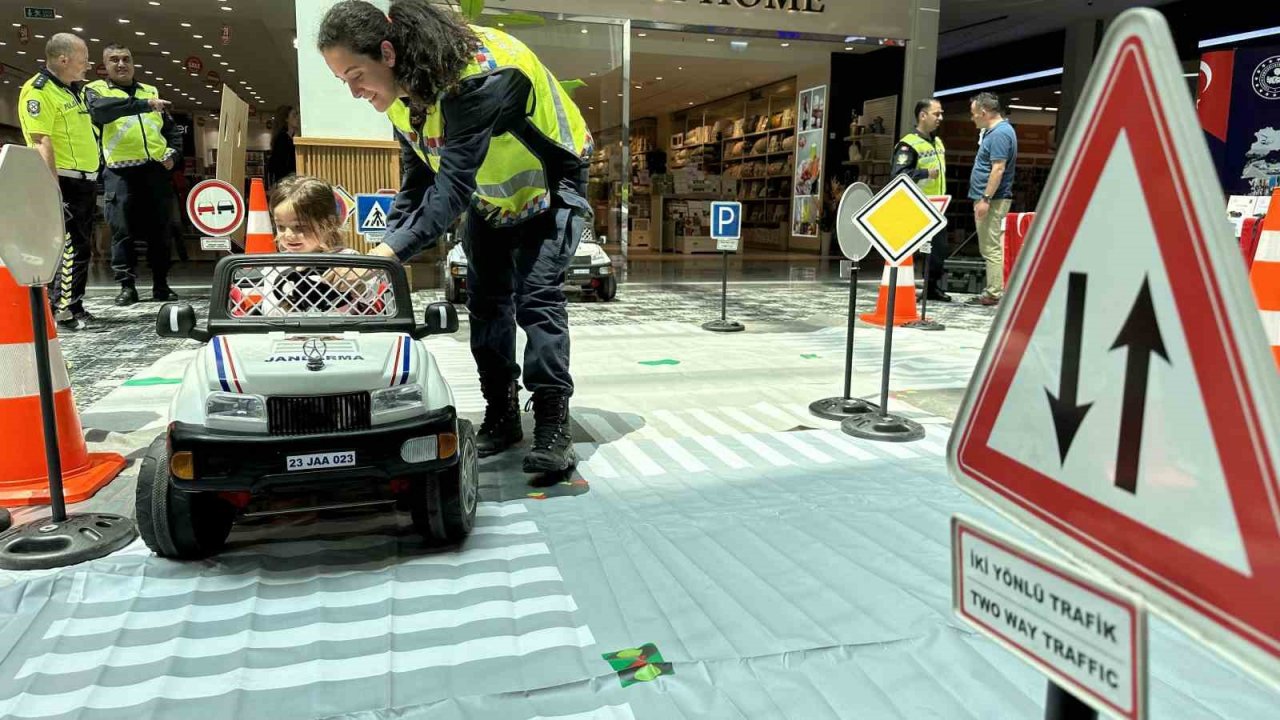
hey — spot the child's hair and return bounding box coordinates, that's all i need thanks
[269,174,344,252]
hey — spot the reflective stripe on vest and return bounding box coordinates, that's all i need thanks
[903,133,946,196]
[86,80,169,167]
[385,26,591,227]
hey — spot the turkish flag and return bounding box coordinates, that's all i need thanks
[1197,50,1234,143]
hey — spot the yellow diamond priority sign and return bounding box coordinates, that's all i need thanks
[854,174,947,266]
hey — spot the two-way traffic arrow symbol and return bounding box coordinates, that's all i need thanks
[1110,277,1169,494]
[1046,272,1093,463]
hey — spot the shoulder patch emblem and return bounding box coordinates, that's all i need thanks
[26,99,41,117]
[896,151,910,165]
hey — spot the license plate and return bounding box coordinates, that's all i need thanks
[572,269,591,276]
[286,451,356,471]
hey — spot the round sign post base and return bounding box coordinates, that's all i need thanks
[702,319,745,333]
[809,396,879,421]
[841,412,925,443]
[0,514,138,571]
[904,319,946,332]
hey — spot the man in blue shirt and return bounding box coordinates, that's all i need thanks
[967,92,1017,306]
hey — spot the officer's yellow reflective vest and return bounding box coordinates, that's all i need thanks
[84,79,170,168]
[901,132,947,196]
[387,25,593,226]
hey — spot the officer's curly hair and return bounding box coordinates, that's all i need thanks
[317,0,479,124]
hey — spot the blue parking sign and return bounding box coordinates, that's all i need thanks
[710,201,741,240]
[356,193,394,236]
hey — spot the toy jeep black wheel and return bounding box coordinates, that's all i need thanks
[410,419,479,544]
[136,436,235,559]
[597,276,617,301]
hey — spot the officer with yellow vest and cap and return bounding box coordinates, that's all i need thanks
[18,32,100,331]
[85,42,183,306]
[319,0,595,475]
[890,97,951,303]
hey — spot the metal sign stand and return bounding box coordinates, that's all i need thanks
[1045,682,1098,720]
[810,260,878,419]
[904,241,945,331]
[703,249,745,333]
[841,266,926,442]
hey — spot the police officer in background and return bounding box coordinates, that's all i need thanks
[889,97,951,302]
[86,42,182,305]
[18,33,100,331]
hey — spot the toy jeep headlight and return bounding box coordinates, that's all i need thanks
[205,392,268,432]
[207,392,266,420]
[372,383,425,421]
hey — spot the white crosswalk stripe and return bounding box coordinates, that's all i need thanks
[0,505,597,720]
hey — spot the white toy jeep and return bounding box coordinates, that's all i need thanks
[138,254,478,559]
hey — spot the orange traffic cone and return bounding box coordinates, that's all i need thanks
[244,177,275,254]
[1250,188,1280,369]
[860,256,920,327]
[0,265,125,506]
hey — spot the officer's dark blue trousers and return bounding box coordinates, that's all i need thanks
[462,196,588,397]
[50,176,96,317]
[104,163,174,288]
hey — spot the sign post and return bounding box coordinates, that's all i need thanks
[842,174,946,442]
[703,201,744,333]
[904,195,952,332]
[810,182,879,420]
[950,8,1280,694]
[0,146,138,570]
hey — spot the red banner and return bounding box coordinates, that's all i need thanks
[1197,50,1234,143]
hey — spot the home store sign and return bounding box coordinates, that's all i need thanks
[672,0,826,13]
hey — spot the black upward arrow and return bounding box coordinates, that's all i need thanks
[1111,277,1169,494]
[1045,273,1092,464]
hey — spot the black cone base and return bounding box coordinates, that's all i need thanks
[841,412,926,443]
[0,513,138,570]
[904,319,946,331]
[809,396,880,421]
[702,320,745,333]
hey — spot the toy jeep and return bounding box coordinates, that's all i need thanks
[137,254,478,559]
[443,229,617,303]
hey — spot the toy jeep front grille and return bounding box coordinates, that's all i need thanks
[267,392,372,436]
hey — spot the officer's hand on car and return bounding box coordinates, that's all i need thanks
[147,98,173,113]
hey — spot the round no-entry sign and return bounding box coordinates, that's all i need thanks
[187,179,245,238]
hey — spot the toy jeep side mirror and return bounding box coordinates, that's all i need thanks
[157,303,209,342]
[415,301,459,339]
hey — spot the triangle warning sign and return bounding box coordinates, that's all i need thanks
[948,10,1280,687]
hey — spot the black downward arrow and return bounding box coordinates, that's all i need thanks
[1045,272,1093,463]
[1111,277,1170,494]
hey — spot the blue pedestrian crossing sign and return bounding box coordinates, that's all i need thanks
[710,201,742,252]
[356,193,393,238]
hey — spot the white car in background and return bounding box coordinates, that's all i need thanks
[443,231,618,303]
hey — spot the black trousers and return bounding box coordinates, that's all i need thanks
[463,198,589,397]
[50,176,96,317]
[105,163,173,288]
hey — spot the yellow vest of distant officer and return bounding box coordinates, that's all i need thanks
[386,25,594,227]
[901,132,947,196]
[17,71,100,173]
[84,79,171,168]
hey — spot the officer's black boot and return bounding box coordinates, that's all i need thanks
[523,390,577,474]
[115,283,139,307]
[476,378,523,457]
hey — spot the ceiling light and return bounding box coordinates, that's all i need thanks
[1199,26,1280,49]
[845,46,853,50]
[11,23,20,27]
[181,22,191,28]
[497,22,504,27]
[588,106,595,110]
[634,85,641,90]
[1182,72,1198,78]
[118,18,131,24]
[602,100,608,104]
[228,68,236,72]
[150,41,159,46]
[34,34,45,39]
[161,50,171,55]
[193,34,203,39]
[135,63,143,68]
[212,53,221,58]
[172,59,180,64]
[678,66,684,71]
[221,6,234,11]
[72,26,84,32]
[17,51,27,55]
[655,76,663,81]
[706,37,715,42]
[144,70,153,75]
[1010,97,1020,101]
[616,92,622,97]
[935,67,1064,98]
[589,72,597,76]
[780,42,790,47]
[1007,104,1043,111]
[580,28,588,34]
[220,62,228,66]
[1053,90,1062,95]
[637,33,647,37]
[90,38,100,42]
[688,101,695,105]
[203,44,213,49]
[150,1,161,5]
[1045,107,1059,112]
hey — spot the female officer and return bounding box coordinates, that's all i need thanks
[318,0,594,474]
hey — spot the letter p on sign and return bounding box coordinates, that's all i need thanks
[711,201,742,252]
